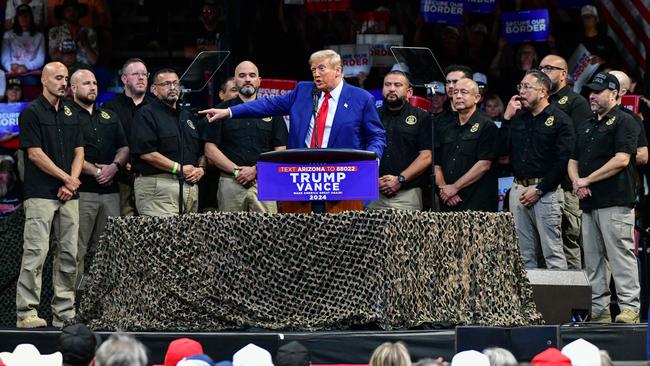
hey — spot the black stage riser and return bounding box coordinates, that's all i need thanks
[0,326,645,364]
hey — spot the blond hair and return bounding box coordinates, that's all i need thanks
[309,49,342,69]
[370,342,411,366]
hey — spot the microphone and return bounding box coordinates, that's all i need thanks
[311,87,320,148]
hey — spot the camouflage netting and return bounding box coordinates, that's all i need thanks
[79,210,543,331]
[0,209,55,327]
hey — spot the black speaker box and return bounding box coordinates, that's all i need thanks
[526,269,591,324]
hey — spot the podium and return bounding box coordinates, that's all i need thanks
[257,149,378,213]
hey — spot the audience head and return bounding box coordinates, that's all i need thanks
[233,344,273,366]
[59,323,102,366]
[517,70,551,111]
[120,58,149,98]
[581,5,599,28]
[178,354,216,366]
[369,342,411,366]
[153,338,204,366]
[539,55,569,92]
[0,344,62,366]
[609,70,631,99]
[13,4,35,36]
[412,358,445,366]
[219,77,238,102]
[71,69,98,107]
[444,65,473,98]
[452,78,480,114]
[599,350,612,366]
[482,347,517,366]
[0,156,16,198]
[451,350,489,366]
[426,81,447,113]
[5,78,22,103]
[275,341,310,366]
[234,61,260,99]
[382,71,412,110]
[55,0,88,24]
[41,62,69,101]
[152,68,180,107]
[531,348,571,366]
[561,338,602,366]
[516,44,538,71]
[484,94,504,120]
[309,50,343,92]
[585,72,620,116]
[94,334,147,366]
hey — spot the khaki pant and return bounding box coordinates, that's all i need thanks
[134,175,198,216]
[509,182,567,269]
[562,190,583,269]
[367,188,423,211]
[217,175,276,213]
[582,206,640,315]
[77,192,119,288]
[17,198,79,321]
[118,180,137,216]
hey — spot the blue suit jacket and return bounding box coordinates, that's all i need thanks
[230,81,386,159]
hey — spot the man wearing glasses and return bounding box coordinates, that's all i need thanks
[504,70,574,270]
[130,69,206,216]
[103,58,154,216]
[539,54,592,270]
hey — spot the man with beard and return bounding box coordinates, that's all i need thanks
[504,70,574,270]
[203,61,287,212]
[568,72,640,323]
[71,69,128,289]
[17,62,84,328]
[435,78,498,211]
[130,69,206,216]
[540,54,592,270]
[103,58,153,216]
[367,71,431,211]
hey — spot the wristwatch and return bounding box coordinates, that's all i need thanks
[535,188,543,196]
[398,175,406,184]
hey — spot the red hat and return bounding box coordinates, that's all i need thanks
[531,347,572,366]
[154,338,204,366]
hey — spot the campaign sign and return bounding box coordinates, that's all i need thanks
[0,102,28,136]
[327,44,371,78]
[258,79,297,99]
[498,176,513,212]
[501,9,550,44]
[305,0,350,12]
[465,0,496,13]
[420,0,463,25]
[622,95,641,114]
[356,34,404,68]
[257,160,379,201]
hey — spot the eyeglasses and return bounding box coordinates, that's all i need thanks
[156,80,180,88]
[128,72,149,78]
[516,83,543,91]
[539,65,565,73]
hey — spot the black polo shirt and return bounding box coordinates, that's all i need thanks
[432,107,457,149]
[19,95,84,200]
[130,99,203,175]
[507,104,575,194]
[75,103,128,194]
[572,106,639,210]
[618,104,648,148]
[202,96,287,167]
[102,92,153,145]
[435,110,498,211]
[378,103,432,189]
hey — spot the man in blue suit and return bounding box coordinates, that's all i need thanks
[200,50,386,159]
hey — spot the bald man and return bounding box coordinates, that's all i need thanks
[609,70,648,166]
[540,54,592,270]
[203,61,287,212]
[435,78,498,211]
[17,62,84,328]
[71,69,128,290]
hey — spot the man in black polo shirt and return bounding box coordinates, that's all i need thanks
[203,61,287,212]
[435,78,497,212]
[540,54,592,270]
[17,62,84,328]
[130,68,206,216]
[102,58,153,216]
[71,69,128,289]
[568,72,640,323]
[504,70,574,270]
[367,71,431,211]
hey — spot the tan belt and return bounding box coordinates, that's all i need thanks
[136,172,178,180]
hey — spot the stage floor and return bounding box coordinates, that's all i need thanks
[0,324,646,364]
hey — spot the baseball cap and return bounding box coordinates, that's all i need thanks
[154,338,204,366]
[561,338,601,366]
[59,323,102,365]
[7,78,21,88]
[531,347,572,366]
[451,350,490,366]
[275,341,310,366]
[473,72,488,87]
[15,4,31,14]
[426,81,445,95]
[0,344,62,366]
[178,354,215,366]
[585,72,619,92]
[232,344,273,366]
[581,5,599,20]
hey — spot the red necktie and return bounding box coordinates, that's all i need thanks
[310,92,330,148]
